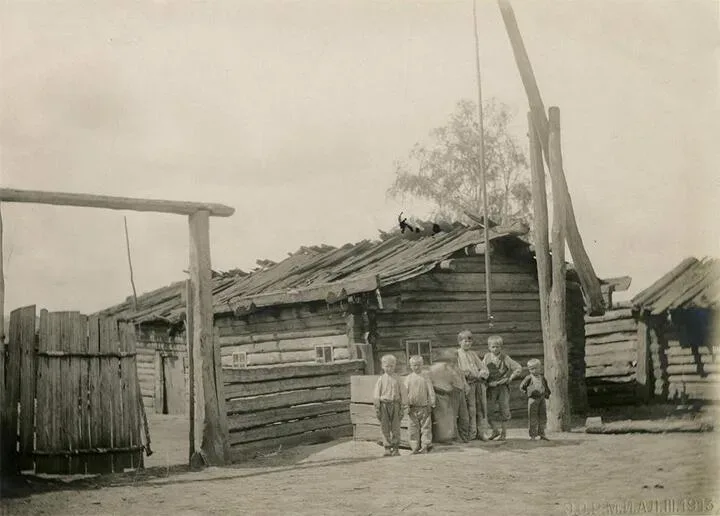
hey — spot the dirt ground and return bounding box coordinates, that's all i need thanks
[2,414,719,516]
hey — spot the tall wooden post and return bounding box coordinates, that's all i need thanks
[497,0,605,316]
[188,210,227,466]
[528,113,551,345]
[547,107,570,431]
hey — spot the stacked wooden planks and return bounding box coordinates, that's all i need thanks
[584,305,639,406]
[224,360,364,462]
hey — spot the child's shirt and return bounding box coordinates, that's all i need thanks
[483,352,522,383]
[404,372,436,407]
[457,349,490,381]
[520,373,551,399]
[373,373,404,403]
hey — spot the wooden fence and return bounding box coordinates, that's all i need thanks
[224,360,364,461]
[2,306,146,475]
[584,304,640,406]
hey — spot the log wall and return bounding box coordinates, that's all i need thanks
[216,302,351,367]
[649,310,719,402]
[374,255,587,417]
[584,305,638,406]
[224,360,365,461]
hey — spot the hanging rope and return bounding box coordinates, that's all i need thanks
[472,0,494,328]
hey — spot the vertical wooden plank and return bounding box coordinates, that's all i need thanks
[635,319,651,403]
[2,308,24,474]
[18,305,37,472]
[99,317,117,472]
[87,315,111,473]
[68,313,88,474]
[58,312,76,475]
[154,350,164,414]
[115,320,131,470]
[186,279,195,462]
[0,340,4,475]
[121,322,143,469]
[546,107,570,432]
[188,210,226,466]
[34,309,50,474]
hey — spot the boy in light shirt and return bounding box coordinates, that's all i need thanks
[404,355,436,453]
[373,354,406,456]
[456,330,490,440]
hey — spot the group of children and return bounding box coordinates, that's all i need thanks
[373,330,551,456]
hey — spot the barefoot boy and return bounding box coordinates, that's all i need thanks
[404,355,436,453]
[373,354,405,456]
[520,358,551,440]
[483,335,522,441]
[456,330,490,440]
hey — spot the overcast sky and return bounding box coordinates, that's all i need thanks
[1,0,718,314]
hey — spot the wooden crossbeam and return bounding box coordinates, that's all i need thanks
[0,188,234,217]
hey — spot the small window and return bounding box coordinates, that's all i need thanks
[232,351,247,368]
[405,339,432,365]
[315,345,334,364]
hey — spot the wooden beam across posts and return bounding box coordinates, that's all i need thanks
[188,210,228,467]
[529,113,551,346]
[0,188,235,217]
[496,0,605,316]
[546,107,570,432]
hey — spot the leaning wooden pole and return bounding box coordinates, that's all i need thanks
[547,107,570,431]
[0,203,5,475]
[497,0,605,316]
[528,113,551,346]
[188,210,227,467]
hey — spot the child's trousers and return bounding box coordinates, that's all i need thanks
[407,405,432,451]
[377,400,402,448]
[528,397,547,438]
[466,381,488,437]
[452,388,471,441]
[487,384,512,427]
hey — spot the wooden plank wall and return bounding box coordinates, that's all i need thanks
[650,314,720,402]
[217,301,350,366]
[584,305,638,406]
[224,360,364,462]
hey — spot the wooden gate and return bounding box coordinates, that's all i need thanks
[1,306,147,475]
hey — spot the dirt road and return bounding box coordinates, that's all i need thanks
[2,428,718,516]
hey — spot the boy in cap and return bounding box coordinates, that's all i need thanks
[520,358,551,440]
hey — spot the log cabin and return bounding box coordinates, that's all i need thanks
[584,257,719,407]
[98,224,589,420]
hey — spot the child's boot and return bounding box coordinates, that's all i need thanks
[498,423,507,441]
[391,447,400,456]
[383,446,392,457]
[488,426,501,440]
